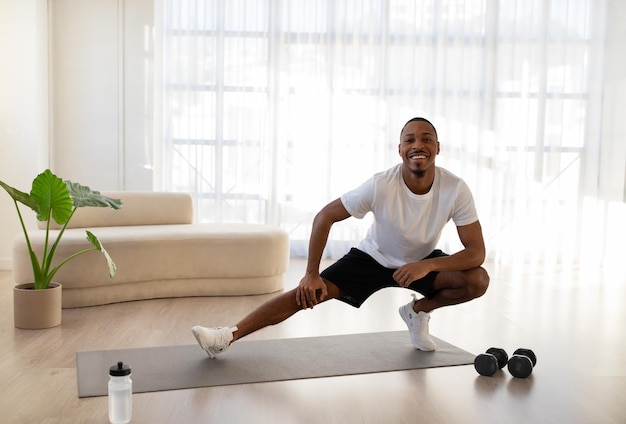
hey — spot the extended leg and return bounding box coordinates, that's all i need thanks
[231,288,302,342]
[233,280,344,342]
[193,280,344,357]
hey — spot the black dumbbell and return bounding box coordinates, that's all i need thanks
[474,347,509,376]
[507,348,537,378]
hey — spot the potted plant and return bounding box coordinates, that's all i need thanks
[0,169,122,329]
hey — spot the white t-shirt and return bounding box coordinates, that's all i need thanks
[340,164,478,268]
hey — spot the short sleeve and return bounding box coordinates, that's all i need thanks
[340,177,375,219]
[451,179,479,226]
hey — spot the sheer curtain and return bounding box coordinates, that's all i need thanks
[156,0,624,268]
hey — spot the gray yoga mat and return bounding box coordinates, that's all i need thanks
[76,331,475,397]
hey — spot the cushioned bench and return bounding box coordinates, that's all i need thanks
[11,192,290,308]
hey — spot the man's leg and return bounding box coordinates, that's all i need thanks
[399,266,489,351]
[193,279,345,357]
[232,280,344,342]
[413,266,490,313]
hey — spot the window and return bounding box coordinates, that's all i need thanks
[159,0,618,265]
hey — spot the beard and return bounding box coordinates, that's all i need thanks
[412,169,426,178]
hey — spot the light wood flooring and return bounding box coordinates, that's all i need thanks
[0,258,624,423]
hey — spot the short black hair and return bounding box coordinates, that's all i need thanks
[401,117,438,138]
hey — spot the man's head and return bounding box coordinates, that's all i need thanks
[400,117,438,139]
[398,117,440,180]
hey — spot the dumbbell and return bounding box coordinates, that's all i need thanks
[507,348,537,378]
[474,347,509,376]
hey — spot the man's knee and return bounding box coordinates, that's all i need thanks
[467,267,489,298]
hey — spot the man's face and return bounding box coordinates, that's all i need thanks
[398,120,440,178]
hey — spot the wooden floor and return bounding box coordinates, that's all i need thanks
[0,258,624,423]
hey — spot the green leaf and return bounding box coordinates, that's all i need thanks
[30,169,73,225]
[67,181,122,210]
[0,180,39,213]
[86,231,117,277]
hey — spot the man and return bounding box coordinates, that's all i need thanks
[192,117,489,358]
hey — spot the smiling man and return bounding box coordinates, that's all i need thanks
[192,117,490,358]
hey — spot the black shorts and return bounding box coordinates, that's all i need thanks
[320,247,448,308]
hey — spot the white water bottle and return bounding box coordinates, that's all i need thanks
[108,361,132,424]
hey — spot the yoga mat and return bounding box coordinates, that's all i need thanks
[76,331,474,397]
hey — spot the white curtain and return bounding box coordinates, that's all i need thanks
[157,0,625,268]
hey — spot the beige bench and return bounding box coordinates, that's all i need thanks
[12,192,290,308]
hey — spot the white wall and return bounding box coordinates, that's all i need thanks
[0,0,50,269]
[0,0,154,269]
[50,0,122,187]
[600,0,626,201]
[51,0,154,189]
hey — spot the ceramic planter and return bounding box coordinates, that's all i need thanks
[13,282,62,329]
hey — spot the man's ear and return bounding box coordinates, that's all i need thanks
[436,141,441,155]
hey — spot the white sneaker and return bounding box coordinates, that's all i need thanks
[192,325,237,358]
[398,294,436,351]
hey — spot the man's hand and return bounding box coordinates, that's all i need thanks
[296,273,328,309]
[393,261,432,288]
[394,221,487,288]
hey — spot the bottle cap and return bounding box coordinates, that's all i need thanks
[109,361,131,376]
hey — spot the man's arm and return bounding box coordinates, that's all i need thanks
[296,198,352,308]
[393,220,486,287]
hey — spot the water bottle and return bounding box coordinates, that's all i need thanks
[108,361,132,424]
